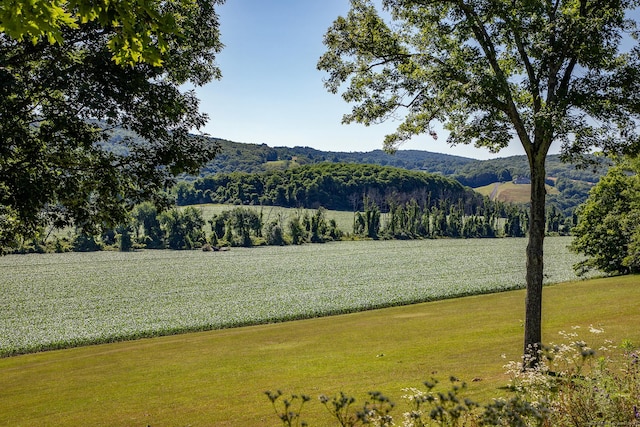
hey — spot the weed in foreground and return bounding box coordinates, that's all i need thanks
[268,327,640,426]
[265,390,311,427]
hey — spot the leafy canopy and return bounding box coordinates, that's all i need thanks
[318,0,640,160]
[571,156,640,275]
[0,0,208,65]
[0,0,224,250]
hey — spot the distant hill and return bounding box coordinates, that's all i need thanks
[101,128,606,215]
[198,138,604,182]
[189,137,607,215]
[197,139,477,176]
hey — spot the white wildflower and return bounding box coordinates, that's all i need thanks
[589,324,604,334]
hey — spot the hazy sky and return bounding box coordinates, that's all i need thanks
[195,0,547,160]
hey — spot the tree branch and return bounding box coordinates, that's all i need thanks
[557,57,578,99]
[508,0,542,113]
[456,0,533,155]
[366,52,412,71]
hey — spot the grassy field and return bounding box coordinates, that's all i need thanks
[0,275,638,426]
[475,182,559,203]
[0,237,588,357]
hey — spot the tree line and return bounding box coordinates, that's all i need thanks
[104,200,526,251]
[11,195,575,254]
[7,158,580,253]
[74,204,345,251]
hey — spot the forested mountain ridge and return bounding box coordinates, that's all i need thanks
[102,129,606,215]
[104,128,605,187]
[197,138,477,176]
[185,137,607,215]
[176,163,482,212]
[193,137,605,184]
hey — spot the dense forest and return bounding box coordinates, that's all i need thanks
[178,137,606,215]
[176,163,481,212]
[197,139,477,176]
[188,137,606,184]
[102,129,605,216]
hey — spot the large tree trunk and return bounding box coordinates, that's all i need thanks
[524,153,547,367]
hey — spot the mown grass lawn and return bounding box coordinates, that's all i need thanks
[475,182,559,203]
[0,275,638,426]
[0,237,587,356]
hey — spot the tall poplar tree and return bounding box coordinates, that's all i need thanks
[318,0,640,364]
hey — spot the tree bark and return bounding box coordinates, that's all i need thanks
[524,152,547,367]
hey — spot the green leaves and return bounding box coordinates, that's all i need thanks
[0,0,77,44]
[0,0,216,66]
[0,1,223,248]
[571,156,640,275]
[319,0,640,158]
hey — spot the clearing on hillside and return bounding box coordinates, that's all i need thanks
[475,182,558,203]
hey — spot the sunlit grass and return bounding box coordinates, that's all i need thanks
[0,275,637,426]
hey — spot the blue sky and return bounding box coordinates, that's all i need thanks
[194,0,536,160]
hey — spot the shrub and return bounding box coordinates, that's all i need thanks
[116,225,134,252]
[72,233,103,252]
[54,237,71,253]
[288,216,305,245]
[266,220,287,246]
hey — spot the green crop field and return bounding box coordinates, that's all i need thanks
[0,237,590,357]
